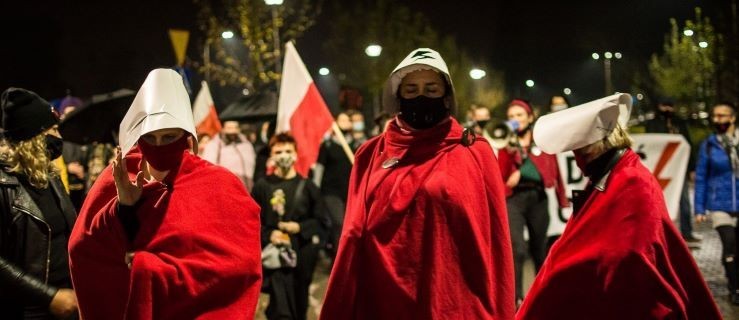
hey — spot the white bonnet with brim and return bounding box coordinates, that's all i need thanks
[533,93,633,154]
[118,68,197,155]
[382,48,457,114]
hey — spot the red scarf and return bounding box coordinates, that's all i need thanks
[69,147,262,319]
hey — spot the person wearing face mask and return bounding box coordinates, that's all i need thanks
[496,99,568,307]
[68,69,262,319]
[201,120,257,190]
[517,94,720,319]
[348,110,367,149]
[548,95,570,113]
[320,48,514,319]
[0,88,79,320]
[645,99,700,246]
[251,133,328,320]
[694,102,739,305]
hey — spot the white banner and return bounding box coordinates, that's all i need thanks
[546,133,690,236]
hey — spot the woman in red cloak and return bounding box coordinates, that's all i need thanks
[320,48,515,319]
[517,94,721,319]
[68,69,262,319]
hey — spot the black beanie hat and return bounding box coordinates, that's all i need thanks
[1,87,58,142]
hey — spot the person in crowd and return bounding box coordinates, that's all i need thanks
[695,102,739,305]
[321,48,514,319]
[59,105,88,210]
[315,111,356,259]
[517,93,721,319]
[201,120,257,190]
[347,110,367,149]
[253,133,329,320]
[471,104,492,136]
[370,112,392,136]
[497,99,568,307]
[646,99,700,246]
[1,87,79,319]
[195,133,211,156]
[68,69,262,319]
[547,95,570,113]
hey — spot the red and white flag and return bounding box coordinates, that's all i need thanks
[276,42,334,177]
[192,81,222,137]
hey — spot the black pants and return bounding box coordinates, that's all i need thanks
[323,195,346,259]
[265,244,320,320]
[716,225,738,293]
[507,187,550,300]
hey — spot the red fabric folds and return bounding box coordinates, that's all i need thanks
[321,118,515,319]
[69,148,262,319]
[517,149,721,319]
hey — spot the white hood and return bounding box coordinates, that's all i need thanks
[119,69,197,155]
[533,93,633,154]
[382,48,457,114]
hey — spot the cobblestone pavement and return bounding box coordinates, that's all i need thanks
[256,223,739,319]
[691,221,739,318]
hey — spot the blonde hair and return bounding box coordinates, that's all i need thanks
[1,134,58,188]
[577,123,633,161]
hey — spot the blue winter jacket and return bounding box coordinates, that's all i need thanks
[694,134,739,214]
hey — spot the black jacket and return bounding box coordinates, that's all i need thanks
[0,169,77,318]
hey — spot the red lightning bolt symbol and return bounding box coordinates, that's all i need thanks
[653,142,681,189]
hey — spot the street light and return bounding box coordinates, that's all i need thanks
[319,67,330,76]
[525,79,535,88]
[469,68,486,80]
[684,29,694,37]
[698,41,708,48]
[221,30,234,39]
[592,51,622,95]
[365,44,382,57]
[563,88,572,95]
[264,0,283,4]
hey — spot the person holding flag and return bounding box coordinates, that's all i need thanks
[320,48,514,319]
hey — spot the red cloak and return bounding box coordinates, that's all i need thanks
[516,150,721,319]
[69,148,262,319]
[320,118,515,319]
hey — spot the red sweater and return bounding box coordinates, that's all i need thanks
[497,145,569,207]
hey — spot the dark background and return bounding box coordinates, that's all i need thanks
[0,0,731,107]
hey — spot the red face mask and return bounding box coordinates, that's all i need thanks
[137,134,190,171]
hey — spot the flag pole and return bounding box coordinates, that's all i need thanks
[331,122,355,165]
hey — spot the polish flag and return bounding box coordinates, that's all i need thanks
[192,81,222,137]
[277,42,334,177]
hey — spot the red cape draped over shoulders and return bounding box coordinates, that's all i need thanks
[321,118,515,319]
[517,149,721,320]
[69,148,262,319]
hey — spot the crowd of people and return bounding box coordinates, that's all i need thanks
[0,46,736,320]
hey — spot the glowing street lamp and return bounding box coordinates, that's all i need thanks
[525,79,535,88]
[221,30,234,39]
[698,41,708,48]
[319,67,330,76]
[469,68,486,80]
[563,88,572,95]
[365,44,382,57]
[683,29,694,37]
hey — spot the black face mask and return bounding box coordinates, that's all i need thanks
[223,133,240,144]
[713,122,731,134]
[476,120,490,129]
[398,96,449,130]
[45,135,64,160]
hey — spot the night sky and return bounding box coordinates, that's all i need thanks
[0,0,731,108]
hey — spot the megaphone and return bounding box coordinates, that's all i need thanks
[487,120,520,149]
